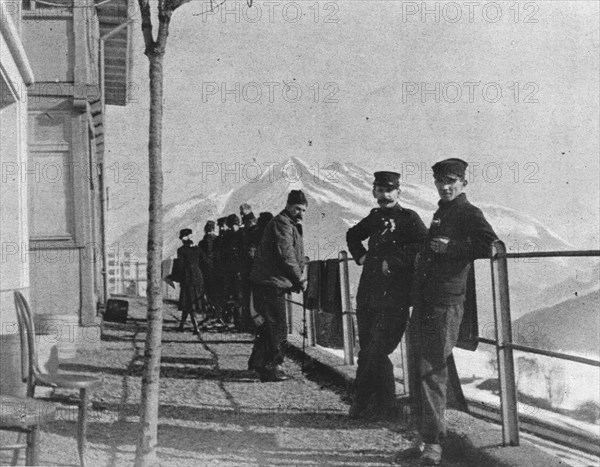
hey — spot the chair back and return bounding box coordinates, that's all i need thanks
[13,291,39,397]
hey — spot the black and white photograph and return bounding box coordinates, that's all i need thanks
[1,0,599,465]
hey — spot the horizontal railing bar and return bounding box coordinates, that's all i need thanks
[497,250,600,259]
[478,337,497,345]
[507,343,600,367]
[470,338,599,367]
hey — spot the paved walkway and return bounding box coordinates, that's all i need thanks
[0,298,569,466]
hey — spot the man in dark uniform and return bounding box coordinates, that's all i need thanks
[407,158,498,465]
[198,220,217,313]
[213,217,228,313]
[222,214,244,326]
[240,211,258,331]
[249,190,307,382]
[176,228,204,334]
[346,171,428,419]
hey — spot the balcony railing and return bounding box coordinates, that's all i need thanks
[285,242,600,452]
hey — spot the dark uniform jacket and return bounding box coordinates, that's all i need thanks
[414,193,498,305]
[198,234,216,271]
[221,229,243,275]
[347,204,428,310]
[250,210,306,290]
[198,233,217,299]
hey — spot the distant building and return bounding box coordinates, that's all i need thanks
[107,249,147,297]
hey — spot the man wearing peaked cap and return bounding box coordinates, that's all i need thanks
[346,170,428,420]
[213,217,229,309]
[175,228,204,334]
[198,221,217,310]
[400,157,498,465]
[221,214,244,327]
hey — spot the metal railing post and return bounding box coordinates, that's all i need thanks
[491,240,520,446]
[120,261,125,295]
[338,251,355,365]
[286,292,293,335]
[135,261,140,297]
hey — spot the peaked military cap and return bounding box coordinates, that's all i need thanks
[373,171,400,189]
[217,217,227,227]
[179,228,192,239]
[432,158,468,180]
[226,213,240,227]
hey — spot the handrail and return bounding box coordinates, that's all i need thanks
[489,240,600,447]
[284,243,599,451]
[479,337,600,367]
[498,250,599,259]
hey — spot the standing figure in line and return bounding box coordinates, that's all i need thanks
[213,217,228,315]
[249,190,308,382]
[402,158,498,466]
[198,220,217,314]
[346,171,428,420]
[176,228,204,334]
[222,213,244,326]
[240,211,258,331]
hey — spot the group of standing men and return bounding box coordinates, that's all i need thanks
[242,159,496,466]
[174,204,274,334]
[175,158,498,466]
[347,158,498,465]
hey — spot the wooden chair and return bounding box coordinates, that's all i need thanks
[0,394,56,466]
[13,291,102,467]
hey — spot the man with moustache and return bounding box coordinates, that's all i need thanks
[346,171,428,420]
[249,190,308,382]
[404,158,498,465]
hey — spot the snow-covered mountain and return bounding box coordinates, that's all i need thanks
[115,157,596,318]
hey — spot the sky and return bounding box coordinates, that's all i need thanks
[105,0,600,248]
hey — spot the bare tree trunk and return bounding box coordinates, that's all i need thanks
[132,0,237,463]
[135,51,165,467]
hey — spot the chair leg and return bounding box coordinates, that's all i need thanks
[11,432,23,466]
[26,426,40,466]
[77,388,89,467]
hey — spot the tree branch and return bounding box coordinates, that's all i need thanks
[137,0,155,55]
[155,2,172,54]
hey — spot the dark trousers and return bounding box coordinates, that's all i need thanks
[412,301,464,444]
[354,306,410,409]
[179,284,201,332]
[248,284,288,371]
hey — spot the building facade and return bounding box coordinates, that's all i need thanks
[1,0,133,335]
[0,0,35,334]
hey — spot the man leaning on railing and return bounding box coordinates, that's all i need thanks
[398,158,499,466]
